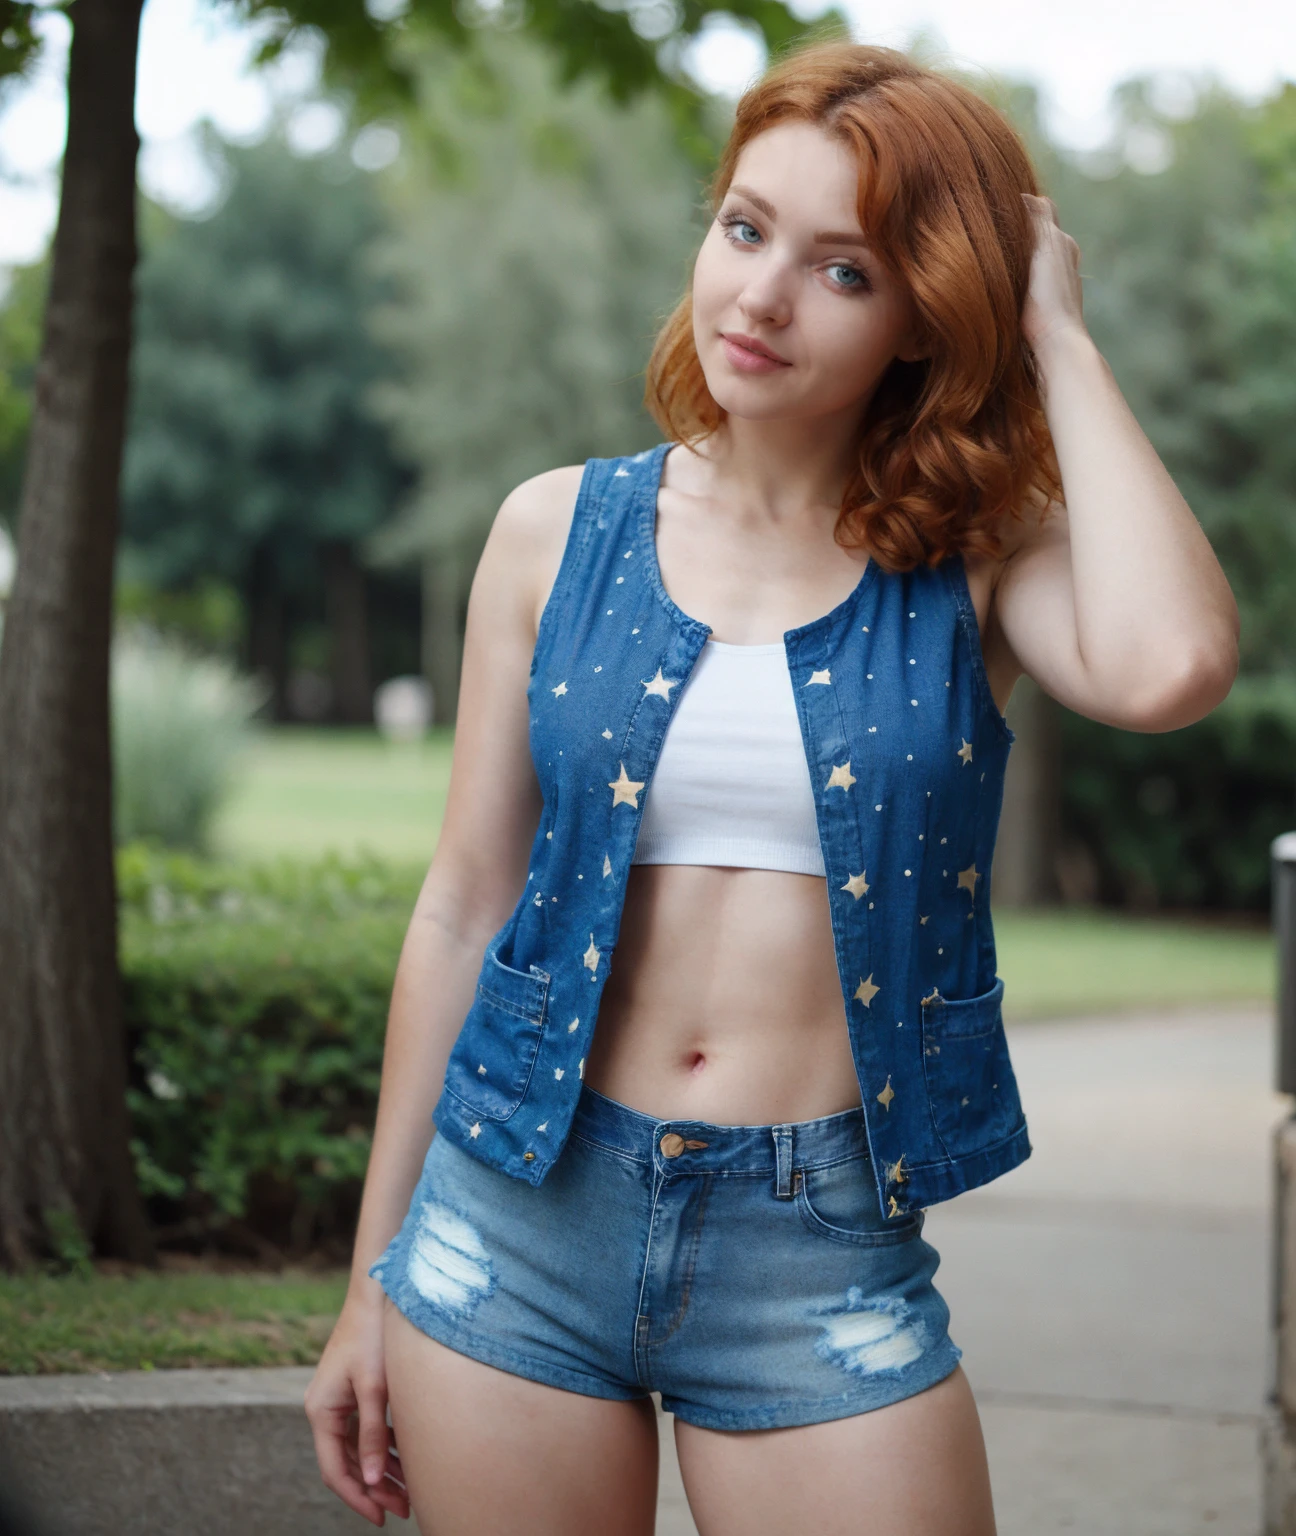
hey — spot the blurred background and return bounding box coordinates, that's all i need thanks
[3,0,1293,910]
[0,8,1295,1528]
[0,0,1291,1255]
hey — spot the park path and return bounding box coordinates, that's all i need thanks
[655,1003,1282,1536]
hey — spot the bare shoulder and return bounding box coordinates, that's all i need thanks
[476,463,586,638]
[479,464,587,638]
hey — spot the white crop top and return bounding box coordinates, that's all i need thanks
[631,639,827,878]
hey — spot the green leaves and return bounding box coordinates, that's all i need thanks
[0,1,45,84]
[120,846,422,1252]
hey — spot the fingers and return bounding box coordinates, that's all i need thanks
[344,1426,410,1520]
[1022,191,1060,225]
[307,1393,391,1527]
[357,1379,399,1493]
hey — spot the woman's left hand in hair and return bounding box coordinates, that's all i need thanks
[1020,194,1086,353]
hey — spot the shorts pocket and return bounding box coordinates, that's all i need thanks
[795,1154,923,1246]
[920,976,1024,1160]
[443,941,551,1122]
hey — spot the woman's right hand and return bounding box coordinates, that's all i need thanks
[305,1291,410,1525]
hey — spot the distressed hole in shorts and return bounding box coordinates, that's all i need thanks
[407,1199,496,1318]
[815,1287,926,1377]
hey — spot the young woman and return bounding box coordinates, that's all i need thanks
[306,40,1238,1535]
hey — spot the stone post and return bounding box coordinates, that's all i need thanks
[1263,833,1296,1533]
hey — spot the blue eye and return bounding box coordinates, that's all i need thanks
[719,213,761,245]
[828,263,866,289]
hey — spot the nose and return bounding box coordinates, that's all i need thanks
[736,258,794,330]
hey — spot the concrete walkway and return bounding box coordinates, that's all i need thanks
[655,1003,1282,1535]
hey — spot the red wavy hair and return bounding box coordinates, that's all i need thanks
[644,40,1061,570]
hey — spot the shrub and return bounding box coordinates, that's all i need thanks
[1061,674,1296,910]
[112,627,264,852]
[119,844,425,1256]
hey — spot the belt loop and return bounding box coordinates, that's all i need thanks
[773,1125,794,1199]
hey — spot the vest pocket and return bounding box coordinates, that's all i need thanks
[920,977,1024,1160]
[443,943,551,1122]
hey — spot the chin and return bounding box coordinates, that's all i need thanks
[698,364,792,422]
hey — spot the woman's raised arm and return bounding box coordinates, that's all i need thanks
[990,195,1240,732]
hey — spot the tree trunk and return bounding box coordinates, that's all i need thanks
[0,0,154,1268]
[421,545,463,727]
[246,540,289,723]
[323,540,372,725]
[992,675,1061,907]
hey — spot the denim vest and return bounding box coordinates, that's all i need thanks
[432,441,1031,1218]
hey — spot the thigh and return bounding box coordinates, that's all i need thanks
[383,1302,660,1536]
[673,1365,995,1536]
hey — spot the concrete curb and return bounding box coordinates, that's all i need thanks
[0,1367,370,1536]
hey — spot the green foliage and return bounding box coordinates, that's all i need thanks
[112,629,265,851]
[231,0,841,166]
[115,571,245,657]
[122,131,408,599]
[368,28,707,572]
[0,0,43,84]
[39,1207,94,1280]
[0,256,45,526]
[119,846,423,1252]
[1060,677,1296,909]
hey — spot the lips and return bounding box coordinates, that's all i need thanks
[720,331,790,365]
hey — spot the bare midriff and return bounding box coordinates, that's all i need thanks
[582,862,864,1125]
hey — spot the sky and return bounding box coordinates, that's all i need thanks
[0,0,1293,267]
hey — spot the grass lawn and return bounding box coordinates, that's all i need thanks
[213,725,455,864]
[0,1265,349,1375]
[995,907,1273,1020]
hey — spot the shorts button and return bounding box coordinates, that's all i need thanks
[523,1151,536,1162]
[659,1132,685,1158]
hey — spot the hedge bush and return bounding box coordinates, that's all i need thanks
[1061,674,1296,910]
[119,845,424,1256]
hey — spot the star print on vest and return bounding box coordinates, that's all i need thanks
[957,737,973,764]
[641,668,677,700]
[841,871,870,899]
[805,669,831,686]
[582,934,600,973]
[825,761,856,792]
[957,864,979,898]
[854,973,880,1007]
[608,763,644,808]
[877,1076,896,1109]
[552,681,568,697]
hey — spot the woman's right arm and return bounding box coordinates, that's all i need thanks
[304,464,584,1525]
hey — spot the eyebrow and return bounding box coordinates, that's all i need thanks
[726,183,870,249]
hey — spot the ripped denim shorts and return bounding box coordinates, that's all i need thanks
[368,1084,962,1431]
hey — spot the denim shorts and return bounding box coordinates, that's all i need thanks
[369,1085,962,1431]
